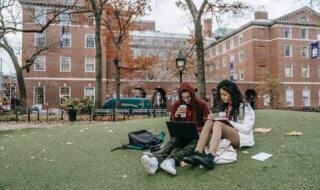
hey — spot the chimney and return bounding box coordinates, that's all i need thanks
[254,11,268,20]
[203,18,212,37]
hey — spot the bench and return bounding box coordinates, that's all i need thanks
[93,109,114,120]
[131,109,151,117]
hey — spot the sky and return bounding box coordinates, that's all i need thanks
[0,0,316,74]
[142,0,313,34]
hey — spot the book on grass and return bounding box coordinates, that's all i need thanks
[204,117,233,127]
[251,152,273,161]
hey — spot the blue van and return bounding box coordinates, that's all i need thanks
[102,98,151,109]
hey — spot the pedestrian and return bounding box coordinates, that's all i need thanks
[141,82,209,175]
[183,80,255,169]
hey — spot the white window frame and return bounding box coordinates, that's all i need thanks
[302,65,309,78]
[230,38,234,49]
[216,46,219,55]
[59,86,71,104]
[300,28,308,39]
[239,50,244,63]
[84,87,95,102]
[33,86,45,105]
[61,32,72,48]
[222,57,227,67]
[302,88,310,107]
[239,33,244,44]
[222,42,227,53]
[34,56,46,71]
[284,45,292,57]
[85,34,95,48]
[301,46,309,58]
[263,94,270,107]
[239,69,244,81]
[34,6,46,24]
[286,88,294,107]
[285,65,293,77]
[85,57,96,72]
[284,27,292,39]
[60,56,71,72]
[61,12,71,25]
[34,32,46,47]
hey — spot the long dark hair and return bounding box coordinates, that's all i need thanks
[215,80,246,121]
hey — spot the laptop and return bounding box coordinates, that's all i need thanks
[165,121,199,139]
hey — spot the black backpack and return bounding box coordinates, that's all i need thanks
[111,130,165,152]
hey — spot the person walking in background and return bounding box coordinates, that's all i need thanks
[141,82,209,175]
[183,80,255,169]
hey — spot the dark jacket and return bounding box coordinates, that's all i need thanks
[170,82,209,132]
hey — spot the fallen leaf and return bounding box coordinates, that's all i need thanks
[280,145,285,148]
[286,131,302,136]
[79,130,84,132]
[66,142,73,145]
[253,128,272,133]
[0,146,4,150]
[242,151,249,154]
[123,175,127,178]
[30,156,35,159]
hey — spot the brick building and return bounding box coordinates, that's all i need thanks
[205,6,320,109]
[20,1,320,110]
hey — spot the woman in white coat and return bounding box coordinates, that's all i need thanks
[183,80,255,169]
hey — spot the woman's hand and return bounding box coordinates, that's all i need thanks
[175,107,184,118]
[208,113,215,120]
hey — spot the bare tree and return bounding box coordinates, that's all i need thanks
[175,0,248,100]
[0,0,81,107]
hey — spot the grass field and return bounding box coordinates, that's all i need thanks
[1,110,320,190]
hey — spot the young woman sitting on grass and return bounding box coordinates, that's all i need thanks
[183,80,255,169]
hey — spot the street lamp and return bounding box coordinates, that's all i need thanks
[176,51,186,84]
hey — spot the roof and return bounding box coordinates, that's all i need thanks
[205,6,320,50]
[19,0,83,8]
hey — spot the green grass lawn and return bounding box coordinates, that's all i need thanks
[1,110,320,190]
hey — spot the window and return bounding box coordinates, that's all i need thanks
[263,94,270,107]
[216,46,219,55]
[60,57,71,72]
[317,29,320,40]
[300,28,308,39]
[285,65,293,77]
[61,12,71,25]
[318,66,320,78]
[284,45,292,57]
[222,57,227,67]
[85,57,95,72]
[301,46,309,58]
[222,73,227,79]
[34,56,45,71]
[133,48,141,58]
[300,16,308,22]
[286,88,294,106]
[34,86,45,105]
[239,69,244,80]
[302,88,310,106]
[34,32,46,46]
[61,33,71,48]
[34,6,46,24]
[239,50,244,63]
[230,38,234,49]
[239,33,244,44]
[216,60,220,69]
[59,86,70,104]
[222,42,227,53]
[85,34,95,48]
[84,87,95,101]
[284,27,291,38]
[302,65,309,78]
[209,63,213,71]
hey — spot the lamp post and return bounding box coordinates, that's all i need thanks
[176,51,186,84]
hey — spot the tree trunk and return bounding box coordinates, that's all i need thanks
[0,40,27,108]
[194,19,206,100]
[114,56,121,109]
[95,15,103,108]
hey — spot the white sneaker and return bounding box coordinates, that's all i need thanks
[160,159,176,175]
[141,155,159,175]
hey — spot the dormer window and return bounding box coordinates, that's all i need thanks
[300,16,308,22]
